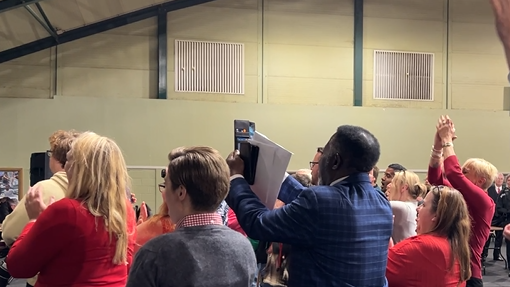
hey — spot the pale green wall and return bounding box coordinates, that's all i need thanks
[1,96,509,208]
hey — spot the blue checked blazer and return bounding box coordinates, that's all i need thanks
[226,172,393,287]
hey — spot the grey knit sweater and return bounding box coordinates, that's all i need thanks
[126,225,257,287]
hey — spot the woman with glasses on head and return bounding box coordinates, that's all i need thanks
[387,170,427,244]
[134,181,175,254]
[386,185,472,287]
[6,132,136,287]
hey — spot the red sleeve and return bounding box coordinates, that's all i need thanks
[443,156,494,216]
[126,201,136,273]
[427,164,451,187]
[386,237,429,287]
[6,200,77,278]
[227,209,246,236]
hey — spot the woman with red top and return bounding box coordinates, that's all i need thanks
[427,115,497,287]
[6,132,136,287]
[386,185,472,287]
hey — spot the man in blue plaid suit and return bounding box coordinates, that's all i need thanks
[226,125,393,287]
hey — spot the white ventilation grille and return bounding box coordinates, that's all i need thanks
[373,50,434,101]
[175,40,244,94]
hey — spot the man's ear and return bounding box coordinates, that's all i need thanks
[332,153,342,170]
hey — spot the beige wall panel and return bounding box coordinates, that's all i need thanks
[449,0,493,24]
[166,4,258,102]
[266,77,352,105]
[451,84,504,110]
[264,11,353,47]
[264,8,353,105]
[167,6,258,43]
[364,18,444,52]
[450,22,502,55]
[59,67,156,98]
[58,33,157,99]
[450,53,507,86]
[59,34,157,70]
[265,0,353,16]
[0,50,52,99]
[128,169,158,210]
[266,44,353,79]
[364,0,444,21]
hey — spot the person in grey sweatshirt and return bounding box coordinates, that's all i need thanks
[127,146,257,287]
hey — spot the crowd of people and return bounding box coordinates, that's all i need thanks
[0,113,506,287]
[2,1,510,286]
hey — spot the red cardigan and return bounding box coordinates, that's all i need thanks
[387,234,466,287]
[7,198,136,287]
[428,155,494,279]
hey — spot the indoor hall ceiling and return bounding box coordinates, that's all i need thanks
[0,0,173,51]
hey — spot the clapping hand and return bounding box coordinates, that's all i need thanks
[436,115,457,144]
[25,186,55,221]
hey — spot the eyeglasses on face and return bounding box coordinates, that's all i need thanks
[158,183,165,193]
[309,161,319,169]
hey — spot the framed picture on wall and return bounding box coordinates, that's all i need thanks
[0,168,23,202]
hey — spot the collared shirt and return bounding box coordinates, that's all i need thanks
[216,200,229,226]
[176,213,223,229]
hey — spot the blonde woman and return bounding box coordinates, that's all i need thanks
[386,186,471,287]
[6,132,136,287]
[387,171,427,243]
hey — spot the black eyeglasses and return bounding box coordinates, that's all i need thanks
[309,161,319,169]
[158,183,165,193]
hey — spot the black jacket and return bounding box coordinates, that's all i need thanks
[495,188,510,226]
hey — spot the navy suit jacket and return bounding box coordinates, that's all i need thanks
[226,172,393,287]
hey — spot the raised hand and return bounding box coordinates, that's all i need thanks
[226,150,245,177]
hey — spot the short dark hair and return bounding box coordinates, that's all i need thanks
[317,147,324,154]
[388,163,406,172]
[167,146,230,212]
[333,125,380,172]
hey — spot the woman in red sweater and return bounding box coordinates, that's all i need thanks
[6,132,136,287]
[427,115,497,287]
[386,185,472,286]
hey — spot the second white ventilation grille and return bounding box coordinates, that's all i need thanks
[175,40,245,94]
[373,50,434,101]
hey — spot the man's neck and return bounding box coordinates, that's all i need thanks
[496,184,503,188]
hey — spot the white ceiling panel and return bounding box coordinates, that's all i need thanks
[38,0,86,31]
[120,0,157,14]
[75,0,123,24]
[0,7,49,50]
